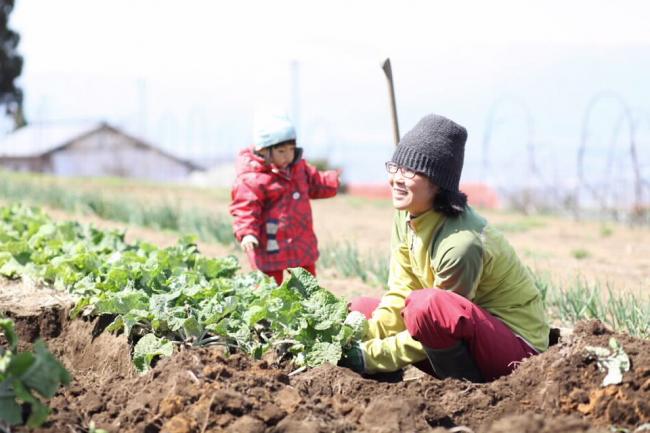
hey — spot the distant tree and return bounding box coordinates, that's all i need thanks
[0,0,26,129]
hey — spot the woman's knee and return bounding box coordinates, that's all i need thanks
[404,288,452,316]
[403,288,448,338]
[348,296,381,319]
[403,288,472,347]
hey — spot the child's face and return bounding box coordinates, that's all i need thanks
[269,143,296,169]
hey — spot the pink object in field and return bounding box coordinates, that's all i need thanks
[345,182,500,209]
[460,182,500,209]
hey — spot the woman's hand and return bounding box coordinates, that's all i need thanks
[338,343,365,373]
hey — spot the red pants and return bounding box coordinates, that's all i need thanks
[265,263,316,285]
[349,288,537,381]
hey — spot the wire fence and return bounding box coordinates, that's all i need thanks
[481,92,649,224]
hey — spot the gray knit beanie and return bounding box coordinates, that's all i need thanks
[391,114,467,191]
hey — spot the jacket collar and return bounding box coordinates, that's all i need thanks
[406,209,445,232]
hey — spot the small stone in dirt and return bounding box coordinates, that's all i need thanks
[276,387,302,413]
[84,391,106,415]
[273,416,321,433]
[575,320,612,336]
[203,364,233,379]
[485,413,602,433]
[360,397,426,432]
[212,389,251,415]
[158,394,185,417]
[257,403,286,424]
[577,387,618,415]
[569,388,590,406]
[332,398,356,416]
[225,415,265,433]
[635,399,650,422]
[161,414,197,433]
[272,371,290,385]
[606,399,640,426]
[214,413,236,427]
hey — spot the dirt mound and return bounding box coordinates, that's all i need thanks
[0,279,74,347]
[492,320,650,429]
[4,285,648,432]
[287,321,649,432]
[18,324,646,432]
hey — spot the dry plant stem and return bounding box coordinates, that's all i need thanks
[288,366,307,377]
[449,427,475,433]
[186,370,200,384]
[200,391,218,433]
[424,386,437,400]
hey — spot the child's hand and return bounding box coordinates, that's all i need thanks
[241,235,259,252]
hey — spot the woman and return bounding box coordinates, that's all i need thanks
[339,114,549,382]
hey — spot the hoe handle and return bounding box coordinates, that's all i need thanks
[382,58,400,146]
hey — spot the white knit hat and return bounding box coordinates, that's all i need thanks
[253,112,296,151]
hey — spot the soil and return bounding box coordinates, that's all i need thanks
[3,283,649,433]
[0,279,74,348]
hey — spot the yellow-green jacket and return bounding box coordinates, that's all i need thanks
[360,207,549,374]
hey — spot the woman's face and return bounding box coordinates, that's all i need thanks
[388,166,438,216]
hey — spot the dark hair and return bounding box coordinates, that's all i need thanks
[265,141,302,166]
[270,140,296,150]
[433,188,468,217]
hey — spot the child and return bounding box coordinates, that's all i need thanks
[229,113,340,285]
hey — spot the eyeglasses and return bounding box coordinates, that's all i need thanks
[385,162,416,179]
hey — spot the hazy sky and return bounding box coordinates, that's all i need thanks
[7,0,650,187]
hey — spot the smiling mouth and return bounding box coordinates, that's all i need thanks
[392,188,407,196]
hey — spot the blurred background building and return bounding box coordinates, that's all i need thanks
[0,122,200,181]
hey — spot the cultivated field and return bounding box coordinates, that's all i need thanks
[1,172,649,432]
[3,172,649,300]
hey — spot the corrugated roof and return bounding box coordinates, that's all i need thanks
[0,121,101,158]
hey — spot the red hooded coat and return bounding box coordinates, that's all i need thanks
[229,147,339,272]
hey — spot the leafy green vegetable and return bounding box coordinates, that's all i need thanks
[0,319,18,352]
[1,317,71,427]
[132,334,174,373]
[0,204,357,374]
[585,337,631,386]
[344,311,369,342]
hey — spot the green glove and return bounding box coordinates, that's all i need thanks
[338,343,365,373]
